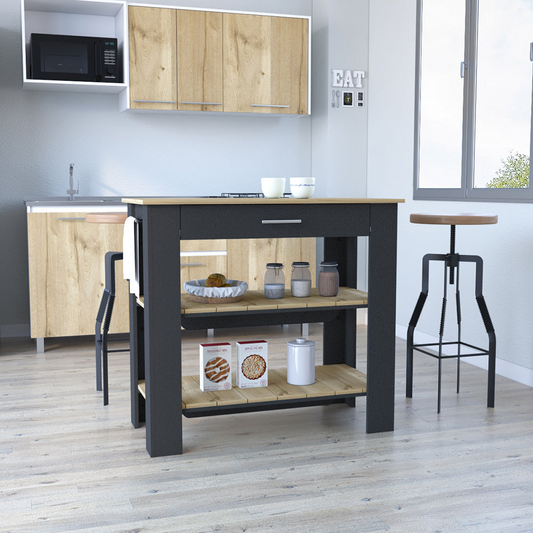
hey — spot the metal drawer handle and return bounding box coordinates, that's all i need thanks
[251,104,290,108]
[180,101,222,106]
[58,217,85,221]
[262,219,302,225]
[133,100,176,104]
[180,262,204,267]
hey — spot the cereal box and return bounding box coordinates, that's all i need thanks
[199,342,232,392]
[236,340,268,389]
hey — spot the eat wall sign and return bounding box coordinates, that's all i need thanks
[331,69,366,88]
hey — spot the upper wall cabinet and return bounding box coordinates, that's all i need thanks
[122,7,310,116]
[21,0,128,93]
[21,2,311,115]
[176,10,223,112]
[128,6,177,110]
[223,14,309,115]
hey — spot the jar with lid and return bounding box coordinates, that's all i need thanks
[318,261,339,297]
[287,337,315,385]
[291,261,312,297]
[264,263,286,299]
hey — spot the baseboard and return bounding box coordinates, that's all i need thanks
[0,323,31,339]
[396,324,533,389]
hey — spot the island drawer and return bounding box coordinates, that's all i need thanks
[180,204,371,240]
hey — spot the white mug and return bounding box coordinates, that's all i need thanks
[261,178,286,198]
[290,177,315,199]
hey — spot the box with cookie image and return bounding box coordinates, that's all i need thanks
[199,342,232,392]
[236,340,268,389]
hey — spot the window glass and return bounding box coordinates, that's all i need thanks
[418,0,465,188]
[474,0,533,189]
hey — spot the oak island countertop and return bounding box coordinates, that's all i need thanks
[122,197,405,205]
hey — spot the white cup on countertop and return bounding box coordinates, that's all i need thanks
[261,177,286,198]
[290,177,315,199]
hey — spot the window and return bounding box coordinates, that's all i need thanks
[414,0,533,201]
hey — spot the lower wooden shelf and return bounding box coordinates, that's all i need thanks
[138,364,366,411]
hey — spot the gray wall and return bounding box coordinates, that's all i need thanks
[1,0,370,336]
[1,0,315,335]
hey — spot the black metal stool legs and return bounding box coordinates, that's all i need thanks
[95,252,128,406]
[406,252,447,405]
[95,289,111,392]
[407,225,496,412]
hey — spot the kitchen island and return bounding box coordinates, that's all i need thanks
[123,197,403,457]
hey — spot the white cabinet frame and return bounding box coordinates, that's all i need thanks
[21,0,128,93]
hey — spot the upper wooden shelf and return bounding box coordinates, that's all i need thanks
[123,197,405,205]
[137,287,368,314]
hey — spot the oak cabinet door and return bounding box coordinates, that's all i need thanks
[27,213,129,338]
[129,6,177,110]
[177,10,223,112]
[180,240,227,282]
[223,14,309,115]
[227,238,316,290]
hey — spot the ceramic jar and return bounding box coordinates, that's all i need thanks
[287,337,315,385]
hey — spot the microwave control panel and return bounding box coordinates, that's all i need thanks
[97,39,119,82]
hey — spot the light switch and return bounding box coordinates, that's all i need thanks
[342,91,354,107]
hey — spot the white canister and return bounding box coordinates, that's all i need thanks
[287,338,315,385]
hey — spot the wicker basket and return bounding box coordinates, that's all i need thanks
[184,279,248,304]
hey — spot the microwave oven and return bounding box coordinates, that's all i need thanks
[29,34,120,83]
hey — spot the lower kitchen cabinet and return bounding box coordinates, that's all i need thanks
[27,212,129,338]
[180,239,227,282]
[26,213,316,340]
[227,238,316,289]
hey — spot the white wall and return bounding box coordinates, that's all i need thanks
[367,0,533,385]
[0,0,313,335]
[312,0,369,292]
[312,0,369,199]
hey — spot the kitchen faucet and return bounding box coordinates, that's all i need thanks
[67,163,79,201]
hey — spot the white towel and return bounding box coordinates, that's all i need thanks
[123,216,139,296]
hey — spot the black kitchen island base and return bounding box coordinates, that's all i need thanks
[124,197,401,457]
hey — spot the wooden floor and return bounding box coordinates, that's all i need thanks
[1,324,533,533]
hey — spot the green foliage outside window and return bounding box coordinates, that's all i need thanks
[485,151,530,189]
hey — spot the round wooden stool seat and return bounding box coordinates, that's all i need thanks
[85,212,127,224]
[410,213,498,225]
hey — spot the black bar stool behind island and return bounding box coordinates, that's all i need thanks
[86,212,129,406]
[407,213,498,413]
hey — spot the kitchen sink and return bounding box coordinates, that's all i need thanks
[26,196,122,202]
[24,196,125,207]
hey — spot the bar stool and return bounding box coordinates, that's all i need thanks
[406,213,498,413]
[86,212,128,406]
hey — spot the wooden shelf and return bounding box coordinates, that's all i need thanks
[136,287,368,313]
[138,363,366,409]
[22,79,127,94]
